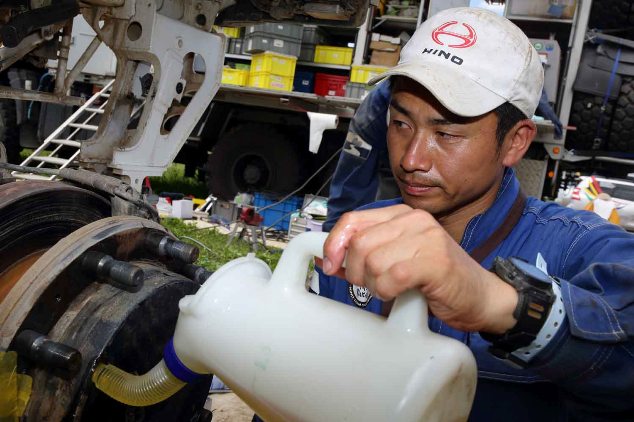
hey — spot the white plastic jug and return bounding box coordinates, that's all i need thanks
[173,231,477,422]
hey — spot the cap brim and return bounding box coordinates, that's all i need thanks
[369,62,507,117]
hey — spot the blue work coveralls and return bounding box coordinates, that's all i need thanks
[316,168,634,421]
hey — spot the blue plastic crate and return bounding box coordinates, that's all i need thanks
[254,193,303,231]
[293,70,314,93]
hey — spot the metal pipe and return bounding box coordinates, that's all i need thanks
[0,86,84,106]
[64,36,102,94]
[54,21,73,96]
[0,0,78,48]
[593,156,634,166]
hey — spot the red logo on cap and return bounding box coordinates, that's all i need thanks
[431,21,477,48]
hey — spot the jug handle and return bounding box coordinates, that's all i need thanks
[269,231,430,335]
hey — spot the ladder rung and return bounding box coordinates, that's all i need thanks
[51,139,81,147]
[85,107,105,114]
[68,123,98,131]
[12,173,53,180]
[30,156,70,165]
[100,93,110,98]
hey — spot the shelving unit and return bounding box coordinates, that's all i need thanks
[220,2,425,96]
[225,54,351,71]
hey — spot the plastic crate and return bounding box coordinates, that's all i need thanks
[227,38,244,55]
[244,34,301,57]
[214,26,242,38]
[254,193,303,231]
[345,81,373,99]
[293,70,314,93]
[288,212,308,240]
[246,23,303,39]
[302,25,327,45]
[350,65,389,84]
[250,51,297,77]
[211,200,239,223]
[299,44,316,62]
[315,73,349,97]
[248,71,293,91]
[314,45,353,65]
[222,67,249,86]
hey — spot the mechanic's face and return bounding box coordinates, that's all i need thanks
[387,78,506,219]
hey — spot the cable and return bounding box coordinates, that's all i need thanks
[179,236,213,254]
[254,146,342,214]
[263,172,333,234]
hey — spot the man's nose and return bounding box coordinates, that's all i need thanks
[400,132,433,173]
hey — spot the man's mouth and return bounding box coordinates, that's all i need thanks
[398,177,440,196]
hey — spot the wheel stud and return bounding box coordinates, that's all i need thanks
[181,263,213,285]
[81,251,144,292]
[14,330,82,379]
[145,232,199,264]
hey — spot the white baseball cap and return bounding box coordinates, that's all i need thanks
[369,7,544,118]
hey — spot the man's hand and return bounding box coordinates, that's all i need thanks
[322,205,518,334]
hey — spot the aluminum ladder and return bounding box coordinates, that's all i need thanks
[12,80,114,180]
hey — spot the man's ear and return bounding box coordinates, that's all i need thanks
[501,119,536,167]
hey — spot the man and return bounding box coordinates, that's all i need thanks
[324,83,562,233]
[317,7,634,421]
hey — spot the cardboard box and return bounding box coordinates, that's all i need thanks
[370,47,401,67]
[371,32,401,44]
[172,199,193,219]
[370,40,400,52]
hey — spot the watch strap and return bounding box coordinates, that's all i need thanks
[480,257,556,364]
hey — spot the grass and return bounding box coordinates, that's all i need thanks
[149,164,209,199]
[161,217,283,271]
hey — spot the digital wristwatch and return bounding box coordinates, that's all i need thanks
[480,256,557,366]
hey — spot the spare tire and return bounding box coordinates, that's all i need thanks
[607,77,634,152]
[206,124,302,200]
[566,93,614,151]
[589,0,634,33]
[0,99,20,164]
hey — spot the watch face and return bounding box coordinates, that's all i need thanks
[509,257,551,286]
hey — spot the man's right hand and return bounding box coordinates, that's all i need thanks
[321,205,518,334]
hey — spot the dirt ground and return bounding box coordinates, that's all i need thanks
[208,393,255,422]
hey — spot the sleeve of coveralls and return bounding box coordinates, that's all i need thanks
[528,222,634,414]
[323,81,391,232]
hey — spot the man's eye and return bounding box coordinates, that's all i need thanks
[392,120,410,129]
[437,131,459,140]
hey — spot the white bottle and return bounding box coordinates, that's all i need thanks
[173,231,477,422]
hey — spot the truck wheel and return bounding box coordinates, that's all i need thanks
[608,77,634,152]
[589,0,634,32]
[206,124,302,200]
[0,99,21,164]
[566,93,613,151]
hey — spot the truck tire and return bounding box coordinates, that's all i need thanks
[566,93,613,151]
[608,77,634,152]
[0,99,21,164]
[206,124,302,200]
[589,0,634,32]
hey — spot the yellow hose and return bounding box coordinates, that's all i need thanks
[91,359,185,407]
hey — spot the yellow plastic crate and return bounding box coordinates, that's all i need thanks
[314,45,353,66]
[248,71,293,91]
[222,67,249,86]
[250,51,297,77]
[350,65,390,84]
[213,26,241,38]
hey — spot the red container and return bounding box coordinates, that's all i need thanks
[314,73,349,97]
